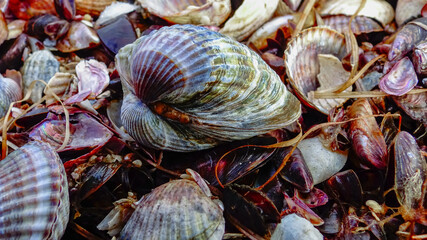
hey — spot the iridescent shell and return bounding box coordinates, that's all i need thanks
[379,57,417,96]
[395,0,427,27]
[320,0,394,26]
[138,0,231,26]
[389,17,427,61]
[56,21,100,53]
[219,0,279,41]
[413,41,427,76]
[120,179,225,240]
[284,27,349,114]
[393,92,427,126]
[21,50,60,104]
[0,75,21,118]
[117,24,301,152]
[0,141,69,239]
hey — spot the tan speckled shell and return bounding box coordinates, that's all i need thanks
[120,179,225,240]
[0,141,69,239]
[75,0,116,16]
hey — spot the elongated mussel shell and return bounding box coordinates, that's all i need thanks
[0,141,69,239]
[117,24,301,152]
[389,17,427,61]
[120,179,225,240]
[0,75,21,118]
[284,27,349,114]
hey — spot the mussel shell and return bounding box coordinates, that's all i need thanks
[120,179,225,240]
[413,41,427,76]
[117,24,301,152]
[389,17,427,61]
[392,92,427,126]
[379,57,418,96]
[0,141,69,239]
[284,27,348,114]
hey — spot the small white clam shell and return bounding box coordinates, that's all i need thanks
[320,0,394,26]
[120,179,225,240]
[0,141,69,239]
[138,0,231,26]
[219,0,279,41]
[95,2,139,27]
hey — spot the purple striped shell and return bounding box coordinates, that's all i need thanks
[379,57,418,96]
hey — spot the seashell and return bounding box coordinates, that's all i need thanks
[271,214,323,240]
[56,21,100,53]
[395,0,427,27]
[0,11,7,46]
[43,72,78,106]
[95,2,138,27]
[283,0,301,12]
[347,98,388,169]
[25,14,70,41]
[320,0,394,26]
[391,131,427,210]
[0,141,69,239]
[0,75,21,118]
[247,15,293,51]
[0,0,7,13]
[379,57,418,96]
[219,0,279,41]
[75,59,109,99]
[6,20,26,40]
[8,0,56,20]
[326,170,363,207]
[75,0,115,17]
[54,0,76,21]
[138,0,231,26]
[322,15,383,35]
[96,16,137,55]
[119,179,225,240]
[389,17,427,61]
[392,92,427,126]
[0,34,28,73]
[117,24,301,152]
[413,41,427,76]
[284,27,349,114]
[21,49,60,104]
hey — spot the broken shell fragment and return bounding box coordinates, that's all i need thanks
[219,0,279,41]
[379,57,418,96]
[75,59,109,99]
[138,0,231,26]
[56,21,100,53]
[119,179,225,240]
[392,92,427,126]
[0,141,69,239]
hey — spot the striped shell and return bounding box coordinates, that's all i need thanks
[21,50,59,104]
[0,141,69,239]
[138,0,231,26]
[0,75,21,118]
[75,0,115,16]
[322,15,383,35]
[120,179,225,240]
[117,24,301,152]
[284,27,349,114]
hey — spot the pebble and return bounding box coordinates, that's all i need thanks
[271,214,323,240]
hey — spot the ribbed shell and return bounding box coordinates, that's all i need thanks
[284,27,348,114]
[0,141,69,239]
[323,15,383,35]
[75,0,115,16]
[119,179,225,240]
[21,50,59,104]
[0,76,21,118]
[117,24,301,152]
[138,0,231,26]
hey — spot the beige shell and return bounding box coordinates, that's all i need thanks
[0,141,69,239]
[138,0,231,26]
[75,0,116,17]
[284,27,349,114]
[320,0,394,26]
[247,15,293,50]
[119,179,225,240]
[219,0,280,41]
[395,0,427,27]
[0,75,21,118]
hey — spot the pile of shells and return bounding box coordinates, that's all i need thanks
[0,0,426,239]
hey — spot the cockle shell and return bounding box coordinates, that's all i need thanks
[21,49,60,104]
[138,0,231,26]
[320,0,394,26]
[322,15,383,35]
[284,27,349,114]
[219,0,279,41]
[116,24,301,152]
[119,179,225,240]
[75,0,115,17]
[0,141,69,239]
[0,75,21,118]
[395,0,427,27]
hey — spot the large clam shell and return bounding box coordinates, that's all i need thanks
[0,75,21,118]
[138,0,231,26]
[117,24,301,152]
[219,0,279,41]
[21,49,59,104]
[320,0,394,26]
[0,141,69,239]
[119,179,225,240]
[284,27,349,114]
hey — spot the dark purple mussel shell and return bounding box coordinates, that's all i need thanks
[379,57,418,96]
[392,91,427,126]
[389,17,427,61]
[26,14,70,41]
[326,170,364,207]
[97,16,136,55]
[0,34,28,73]
[54,0,75,20]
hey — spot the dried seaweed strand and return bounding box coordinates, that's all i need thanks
[314,88,427,99]
[292,0,316,38]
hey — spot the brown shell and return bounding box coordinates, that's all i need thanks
[75,0,115,16]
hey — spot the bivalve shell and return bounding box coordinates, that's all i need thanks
[0,141,69,239]
[138,0,231,26]
[117,24,301,152]
[395,0,427,27]
[322,15,383,35]
[21,50,60,104]
[119,179,225,240]
[0,75,21,119]
[284,27,349,114]
[75,0,115,17]
[247,15,293,50]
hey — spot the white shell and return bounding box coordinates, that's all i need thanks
[120,179,225,240]
[219,0,279,41]
[0,75,21,118]
[395,0,427,27]
[320,0,394,26]
[95,2,139,27]
[138,0,231,26]
[271,214,323,240]
[0,141,69,239]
